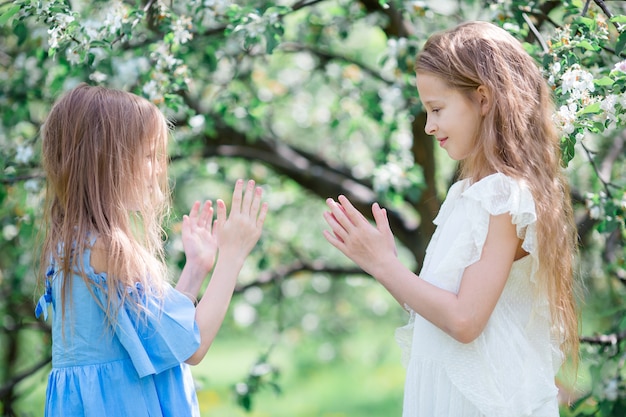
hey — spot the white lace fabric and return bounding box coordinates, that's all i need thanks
[396,173,562,417]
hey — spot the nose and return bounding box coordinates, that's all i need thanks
[424,117,436,135]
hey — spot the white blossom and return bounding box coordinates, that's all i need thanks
[152,42,181,70]
[603,378,619,402]
[387,37,408,58]
[24,179,40,193]
[15,145,33,164]
[65,47,81,65]
[560,65,595,100]
[102,2,127,35]
[599,94,618,124]
[613,60,626,74]
[172,16,193,45]
[373,161,410,193]
[547,61,561,86]
[234,383,248,395]
[47,26,63,49]
[89,71,108,83]
[2,225,18,241]
[142,80,162,102]
[250,363,272,377]
[47,13,75,49]
[553,102,577,134]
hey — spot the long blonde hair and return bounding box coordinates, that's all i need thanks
[40,83,171,322]
[416,21,579,359]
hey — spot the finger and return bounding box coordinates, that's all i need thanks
[256,201,269,228]
[214,199,227,230]
[230,179,245,215]
[188,201,201,222]
[182,214,190,233]
[322,229,345,249]
[249,186,263,218]
[372,203,392,234]
[326,198,353,230]
[322,211,348,242]
[337,195,369,224]
[199,200,214,229]
[374,205,397,255]
[241,180,256,215]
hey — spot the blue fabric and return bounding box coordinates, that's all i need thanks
[36,247,201,417]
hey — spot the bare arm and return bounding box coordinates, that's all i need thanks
[185,179,268,365]
[323,195,520,343]
[175,200,218,301]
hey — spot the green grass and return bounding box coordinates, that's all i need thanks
[192,330,405,417]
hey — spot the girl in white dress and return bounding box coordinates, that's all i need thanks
[322,21,578,417]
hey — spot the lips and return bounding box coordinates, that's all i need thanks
[437,137,448,147]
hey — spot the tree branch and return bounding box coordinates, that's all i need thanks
[580,330,626,346]
[0,356,51,399]
[234,260,365,292]
[279,42,395,84]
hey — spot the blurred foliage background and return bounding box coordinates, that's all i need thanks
[1,0,625,416]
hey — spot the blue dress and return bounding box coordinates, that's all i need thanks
[35,246,202,417]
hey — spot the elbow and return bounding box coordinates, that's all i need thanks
[185,342,211,366]
[185,355,201,366]
[447,317,485,344]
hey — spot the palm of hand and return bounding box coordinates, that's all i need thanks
[214,179,268,259]
[323,196,397,275]
[182,200,218,273]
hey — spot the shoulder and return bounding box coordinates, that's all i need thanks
[461,173,535,217]
[90,238,108,275]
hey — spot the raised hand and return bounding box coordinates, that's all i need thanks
[323,195,397,277]
[181,200,218,275]
[184,180,268,364]
[213,179,268,261]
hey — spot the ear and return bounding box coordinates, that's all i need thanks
[476,85,491,116]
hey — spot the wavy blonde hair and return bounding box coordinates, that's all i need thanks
[416,21,579,359]
[40,84,171,323]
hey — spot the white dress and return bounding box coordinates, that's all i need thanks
[395,173,563,417]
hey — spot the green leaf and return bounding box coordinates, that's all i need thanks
[594,76,614,87]
[577,40,598,51]
[575,16,595,29]
[14,21,27,45]
[610,15,626,24]
[0,5,20,26]
[579,102,601,115]
[560,135,576,166]
[615,31,626,56]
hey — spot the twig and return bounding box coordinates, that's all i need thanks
[593,0,613,19]
[0,356,51,399]
[580,141,613,198]
[292,0,326,11]
[522,13,549,53]
[111,0,157,46]
[580,330,626,346]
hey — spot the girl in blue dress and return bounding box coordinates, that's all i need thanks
[36,84,268,416]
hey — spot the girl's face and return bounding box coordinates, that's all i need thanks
[124,138,163,211]
[416,72,485,161]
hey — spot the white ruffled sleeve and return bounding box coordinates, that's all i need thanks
[462,173,537,255]
[431,173,538,282]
